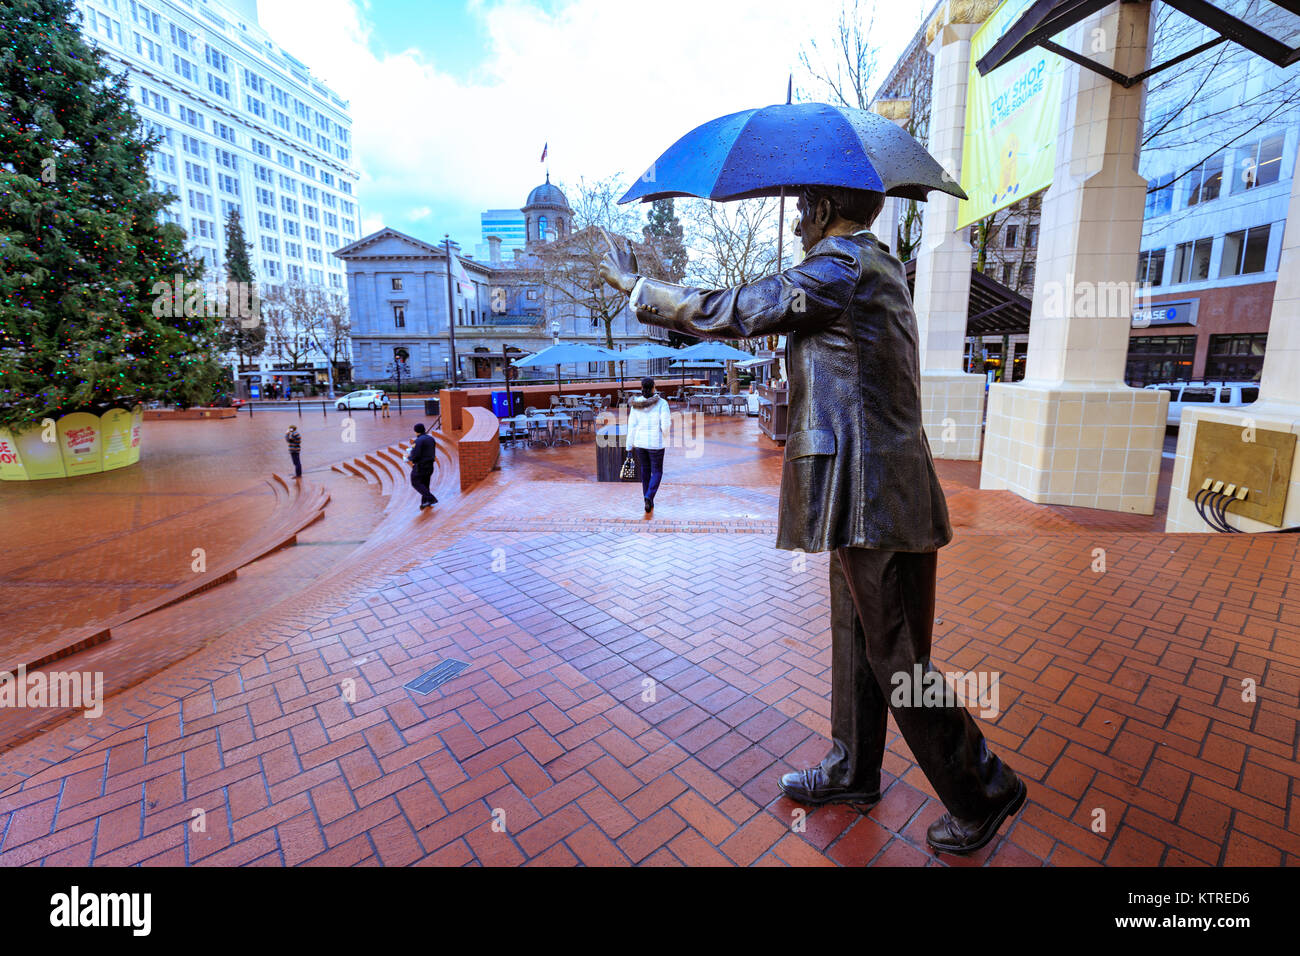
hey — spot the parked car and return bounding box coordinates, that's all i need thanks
[335,389,388,411]
[1144,381,1260,427]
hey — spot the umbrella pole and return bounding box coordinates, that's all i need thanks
[777,185,785,273]
[776,75,792,275]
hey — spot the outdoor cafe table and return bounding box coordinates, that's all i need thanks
[520,413,572,446]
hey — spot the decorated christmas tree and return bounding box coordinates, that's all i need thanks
[0,0,224,431]
[218,207,266,369]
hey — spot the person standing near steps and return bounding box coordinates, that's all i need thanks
[406,423,438,510]
[285,425,302,478]
[625,377,671,513]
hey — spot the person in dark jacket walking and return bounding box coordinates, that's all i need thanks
[406,423,438,509]
[600,185,1025,856]
[285,425,302,477]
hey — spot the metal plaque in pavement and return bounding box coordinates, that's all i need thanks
[404,659,471,695]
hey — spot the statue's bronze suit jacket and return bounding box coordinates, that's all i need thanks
[632,231,953,555]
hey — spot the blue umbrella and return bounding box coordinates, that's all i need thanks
[618,102,968,206]
[513,341,621,399]
[676,341,754,361]
[674,342,753,391]
[618,343,681,361]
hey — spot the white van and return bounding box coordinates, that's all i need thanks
[1144,382,1260,427]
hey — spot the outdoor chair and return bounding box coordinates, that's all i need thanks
[574,407,596,437]
[728,395,747,415]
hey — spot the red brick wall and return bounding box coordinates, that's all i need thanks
[1133,280,1275,378]
[456,405,499,491]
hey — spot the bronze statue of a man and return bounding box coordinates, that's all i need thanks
[600,186,1026,855]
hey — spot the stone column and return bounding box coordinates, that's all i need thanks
[1166,135,1300,531]
[910,8,991,461]
[979,1,1167,513]
[870,99,911,256]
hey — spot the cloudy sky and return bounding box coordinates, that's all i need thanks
[257,0,933,248]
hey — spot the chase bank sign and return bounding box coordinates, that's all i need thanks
[1132,299,1198,328]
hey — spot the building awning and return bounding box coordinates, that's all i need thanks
[903,260,1032,338]
[736,356,777,369]
[977,0,1300,87]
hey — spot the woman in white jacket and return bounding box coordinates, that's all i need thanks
[626,377,671,513]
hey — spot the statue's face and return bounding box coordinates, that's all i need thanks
[793,195,830,254]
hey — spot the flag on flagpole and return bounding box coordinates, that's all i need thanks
[451,253,474,299]
[540,142,547,163]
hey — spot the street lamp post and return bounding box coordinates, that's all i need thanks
[550,320,562,400]
[444,234,460,388]
[387,359,409,414]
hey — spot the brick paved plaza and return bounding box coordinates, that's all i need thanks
[0,412,1295,867]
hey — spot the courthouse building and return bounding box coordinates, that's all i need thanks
[340,178,671,385]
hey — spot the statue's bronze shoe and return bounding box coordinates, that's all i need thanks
[778,768,881,807]
[926,777,1027,855]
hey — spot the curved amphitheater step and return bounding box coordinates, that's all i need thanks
[331,431,459,521]
[0,474,329,683]
[0,429,473,774]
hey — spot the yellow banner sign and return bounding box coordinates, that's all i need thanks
[957,0,1064,228]
[0,406,143,480]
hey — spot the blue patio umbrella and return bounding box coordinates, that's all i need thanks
[676,341,754,391]
[676,341,755,361]
[614,343,681,391]
[512,341,621,399]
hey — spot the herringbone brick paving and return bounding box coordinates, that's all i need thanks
[1,416,1296,865]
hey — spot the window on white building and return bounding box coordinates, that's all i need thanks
[1220,225,1272,277]
[1137,248,1166,287]
[204,47,228,73]
[1185,153,1225,207]
[1233,134,1285,193]
[168,23,194,51]
[173,55,198,83]
[134,33,164,64]
[1172,237,1213,283]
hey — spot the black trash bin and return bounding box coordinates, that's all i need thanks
[424,398,439,416]
[596,424,637,482]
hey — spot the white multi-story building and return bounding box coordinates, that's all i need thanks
[1130,2,1299,386]
[77,0,361,392]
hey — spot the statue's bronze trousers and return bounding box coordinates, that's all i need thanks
[821,547,1019,822]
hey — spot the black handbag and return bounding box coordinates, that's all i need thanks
[619,451,638,480]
